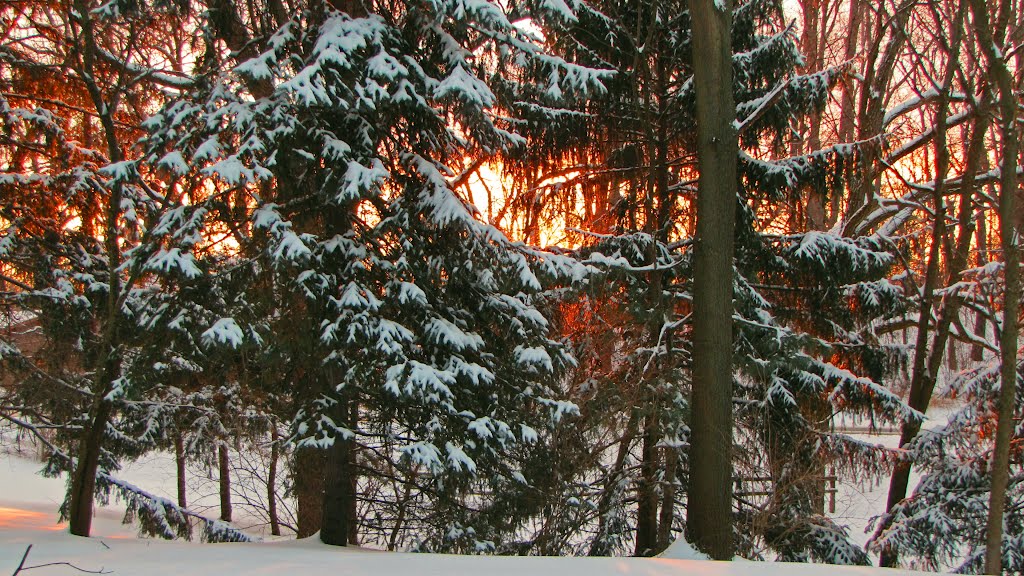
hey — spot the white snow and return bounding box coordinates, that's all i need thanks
[425,317,484,352]
[444,441,477,473]
[145,248,203,279]
[202,317,246,348]
[157,151,191,175]
[339,159,389,202]
[538,0,579,21]
[659,536,710,560]
[0,445,949,575]
[434,64,496,107]
[514,345,553,372]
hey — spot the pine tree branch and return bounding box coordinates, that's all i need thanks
[0,273,32,292]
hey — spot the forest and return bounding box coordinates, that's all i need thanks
[0,0,1021,572]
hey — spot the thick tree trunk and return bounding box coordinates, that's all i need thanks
[175,433,187,509]
[686,0,738,560]
[68,397,113,536]
[218,443,232,523]
[348,402,359,546]
[66,0,125,538]
[294,446,326,537]
[320,432,355,546]
[321,395,358,547]
[207,0,273,98]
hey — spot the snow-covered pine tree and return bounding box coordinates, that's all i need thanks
[867,357,1024,573]
[0,0,259,542]
[498,0,917,561]
[142,0,609,549]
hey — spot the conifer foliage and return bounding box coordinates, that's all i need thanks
[1,0,1019,569]
[140,0,609,550]
[498,0,914,562]
[868,359,1024,573]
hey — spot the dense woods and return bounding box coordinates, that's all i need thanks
[0,0,1021,572]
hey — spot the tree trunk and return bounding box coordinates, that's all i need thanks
[320,432,355,546]
[321,394,358,547]
[844,0,916,235]
[66,0,125,538]
[837,0,864,146]
[588,412,639,556]
[881,297,938,567]
[968,0,1021,570]
[294,446,326,537]
[686,0,738,560]
[268,426,281,536]
[947,338,958,372]
[175,433,187,509]
[657,447,678,552]
[634,412,660,556]
[799,0,827,230]
[347,401,359,546]
[218,443,232,523]
[68,397,113,536]
[972,211,990,362]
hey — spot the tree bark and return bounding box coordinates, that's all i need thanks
[320,431,355,546]
[175,433,187,509]
[972,211,990,362]
[657,447,678,552]
[837,0,864,146]
[207,0,273,99]
[294,446,326,538]
[588,411,639,556]
[218,443,232,523]
[66,0,126,538]
[320,394,358,547]
[844,0,916,235]
[686,0,738,561]
[268,426,281,536]
[798,0,827,230]
[68,396,113,536]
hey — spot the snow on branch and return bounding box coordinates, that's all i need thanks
[2,412,254,543]
[94,46,195,90]
[101,472,257,543]
[883,89,972,127]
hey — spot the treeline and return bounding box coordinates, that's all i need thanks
[0,0,1021,572]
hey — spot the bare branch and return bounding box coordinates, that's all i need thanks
[11,545,112,575]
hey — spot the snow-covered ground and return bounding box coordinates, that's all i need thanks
[0,413,955,575]
[1,527,936,576]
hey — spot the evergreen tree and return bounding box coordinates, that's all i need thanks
[142,0,609,549]
[868,358,1024,573]
[0,0,263,541]
[501,0,916,561]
